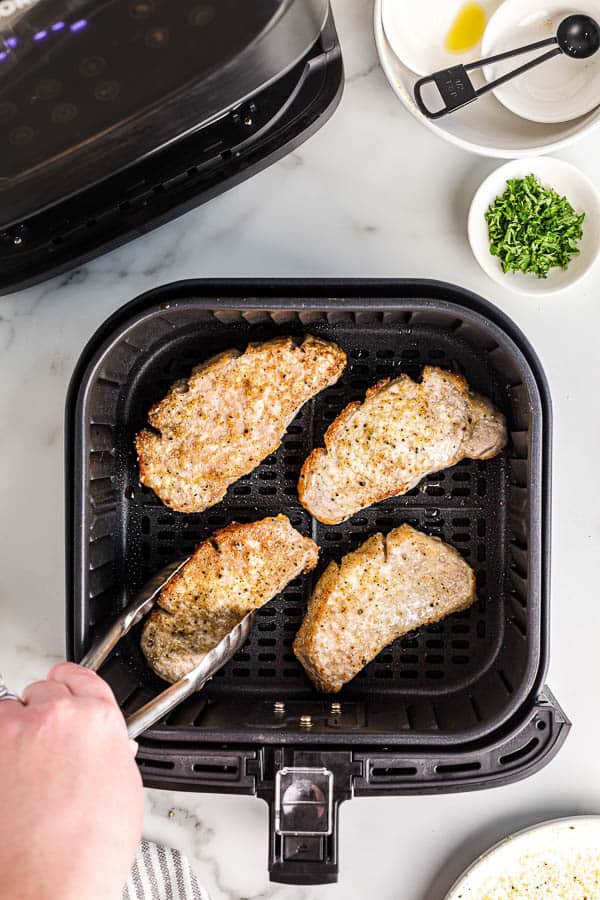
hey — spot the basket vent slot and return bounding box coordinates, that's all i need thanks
[370,765,418,779]
[137,758,175,771]
[499,738,540,767]
[435,761,481,775]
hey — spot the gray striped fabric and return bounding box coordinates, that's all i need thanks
[123,840,211,900]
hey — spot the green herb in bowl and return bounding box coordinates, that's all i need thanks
[485,174,585,279]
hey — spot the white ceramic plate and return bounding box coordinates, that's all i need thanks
[482,0,600,124]
[381,0,502,77]
[468,157,600,295]
[445,816,600,899]
[374,0,600,158]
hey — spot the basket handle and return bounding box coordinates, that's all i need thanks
[258,756,356,885]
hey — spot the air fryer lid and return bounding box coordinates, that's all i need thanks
[0,0,328,227]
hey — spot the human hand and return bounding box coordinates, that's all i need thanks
[0,663,143,900]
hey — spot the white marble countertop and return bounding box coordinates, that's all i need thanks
[2,1,600,897]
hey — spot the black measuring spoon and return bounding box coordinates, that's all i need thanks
[414,14,600,119]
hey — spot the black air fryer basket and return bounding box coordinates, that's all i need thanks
[66,279,569,885]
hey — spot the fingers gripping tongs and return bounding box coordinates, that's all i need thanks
[80,558,256,739]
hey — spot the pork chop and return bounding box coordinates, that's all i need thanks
[293,523,476,693]
[136,335,346,513]
[141,515,319,683]
[298,366,507,524]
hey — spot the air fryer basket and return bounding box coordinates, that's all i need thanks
[66,280,569,885]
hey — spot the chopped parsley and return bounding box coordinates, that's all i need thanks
[485,174,585,279]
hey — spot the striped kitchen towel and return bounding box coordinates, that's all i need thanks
[123,840,211,900]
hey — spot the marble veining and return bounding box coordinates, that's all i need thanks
[2,0,600,897]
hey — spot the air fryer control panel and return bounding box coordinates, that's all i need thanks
[0,0,280,178]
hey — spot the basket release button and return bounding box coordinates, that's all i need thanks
[274,767,333,837]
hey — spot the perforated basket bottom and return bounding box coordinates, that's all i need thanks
[96,313,509,713]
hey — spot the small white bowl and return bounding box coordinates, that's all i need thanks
[468,157,600,295]
[482,0,600,125]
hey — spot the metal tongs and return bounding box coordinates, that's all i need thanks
[80,558,256,739]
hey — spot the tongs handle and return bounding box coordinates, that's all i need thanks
[126,609,257,739]
[79,560,256,740]
[79,558,190,672]
[80,615,130,671]
[126,675,206,740]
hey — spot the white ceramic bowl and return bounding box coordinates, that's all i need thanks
[482,0,600,125]
[445,816,600,899]
[374,0,600,158]
[468,157,600,295]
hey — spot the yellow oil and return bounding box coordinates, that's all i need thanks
[445,2,486,54]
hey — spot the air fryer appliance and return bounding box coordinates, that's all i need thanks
[0,0,342,294]
[66,278,570,886]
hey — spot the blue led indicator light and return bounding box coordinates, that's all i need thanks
[33,30,48,41]
[51,21,66,32]
[70,19,87,32]
[0,51,7,61]
[5,37,17,49]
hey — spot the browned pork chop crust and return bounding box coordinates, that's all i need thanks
[293,524,477,693]
[298,366,507,524]
[141,515,319,683]
[136,335,346,513]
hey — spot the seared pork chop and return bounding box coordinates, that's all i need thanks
[293,524,476,693]
[141,515,319,683]
[136,335,346,513]
[298,366,506,524]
